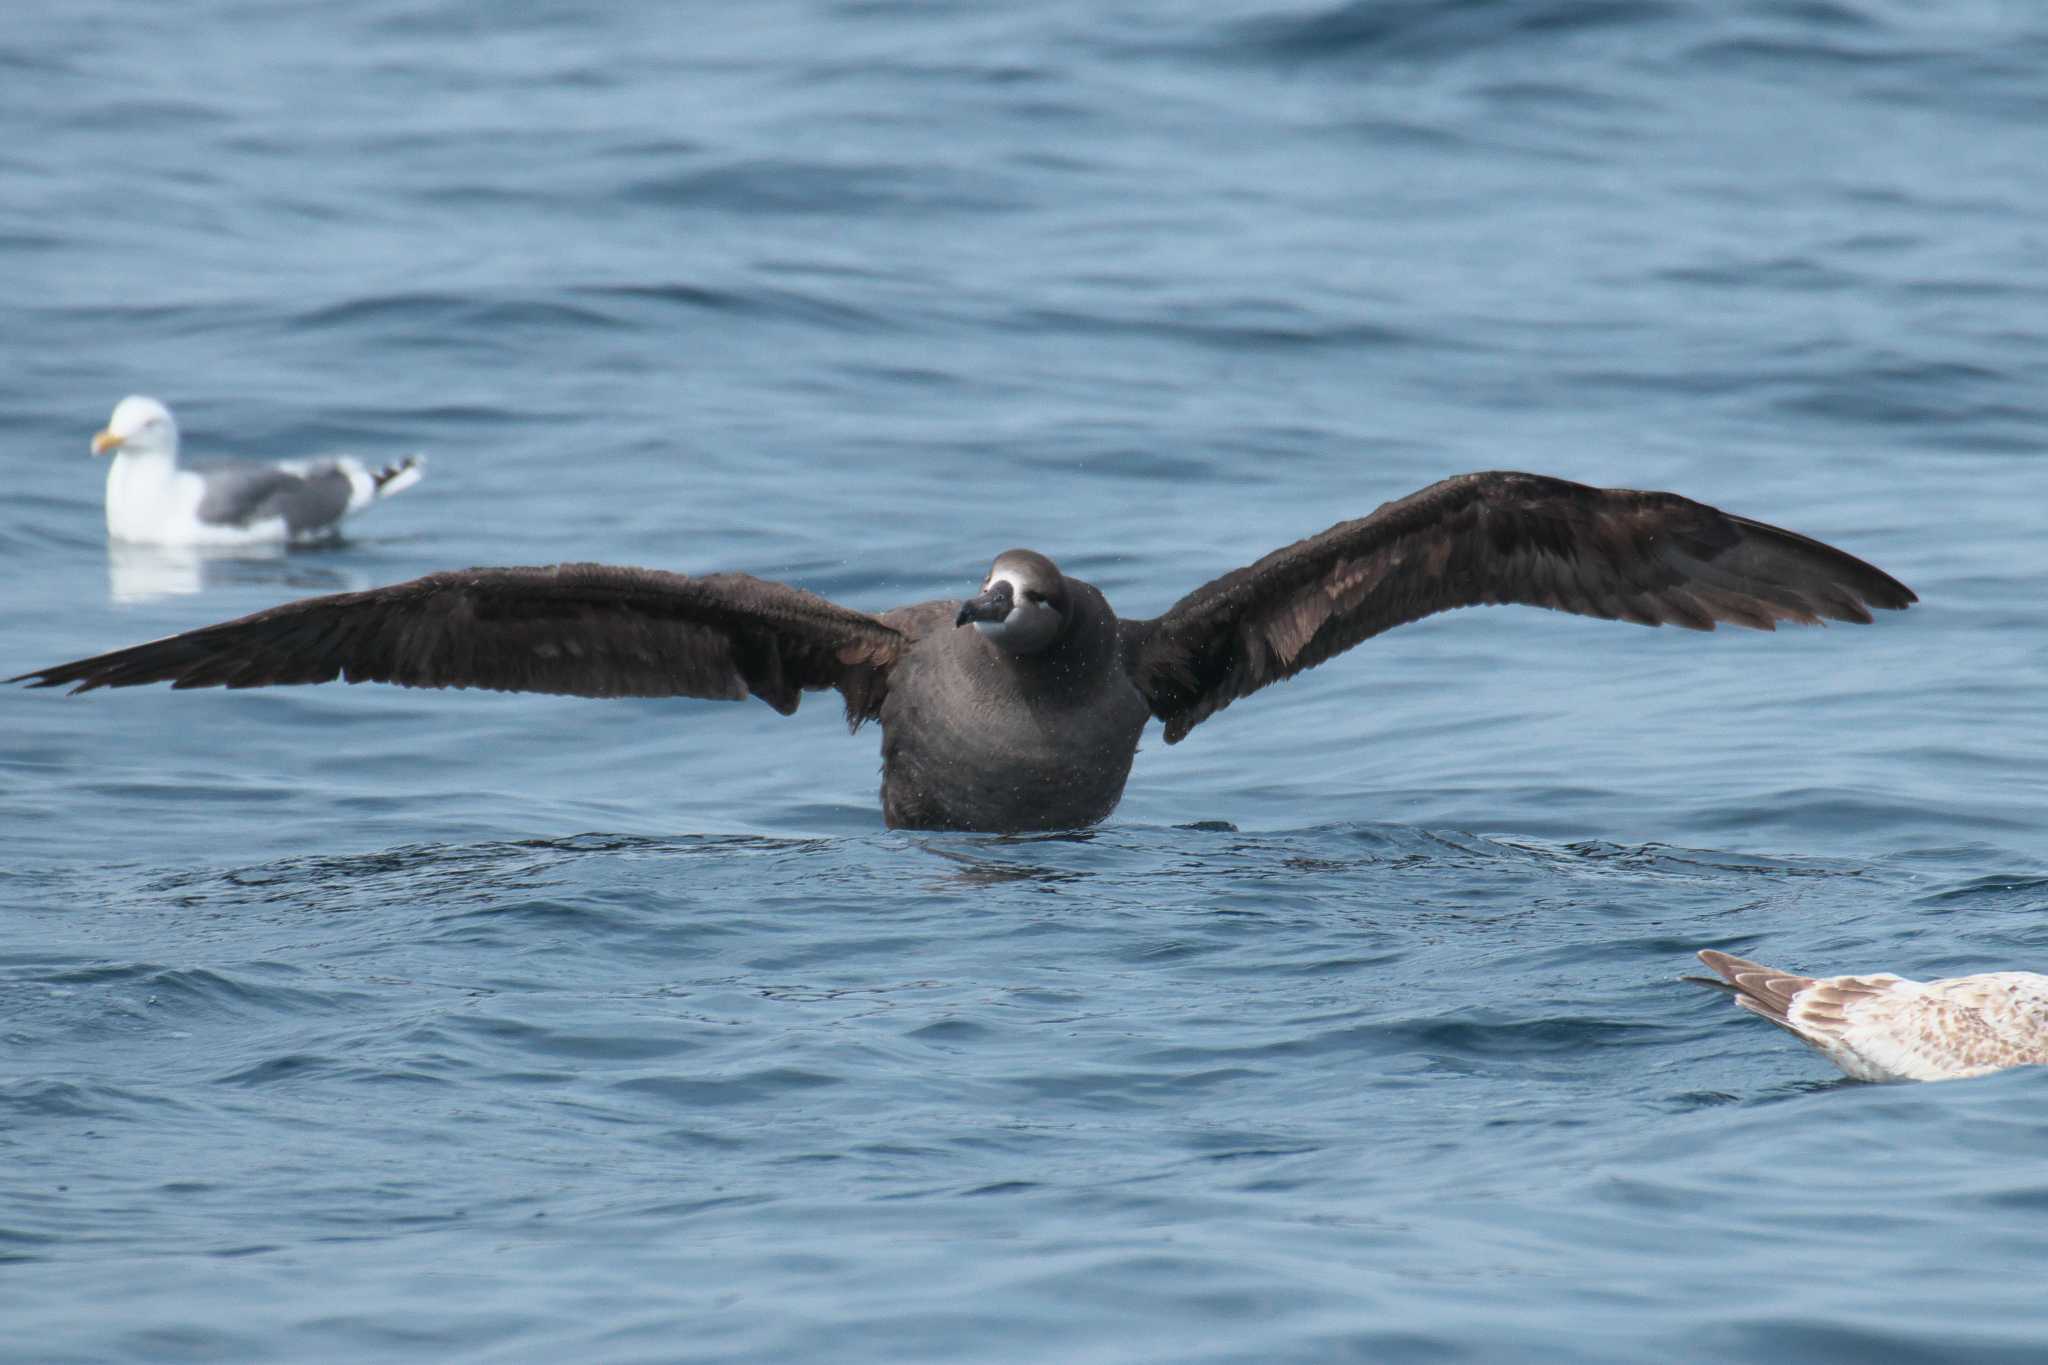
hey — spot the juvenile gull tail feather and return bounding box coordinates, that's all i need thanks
[1693,949,2048,1083]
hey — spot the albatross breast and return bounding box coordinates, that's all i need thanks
[878,584,1150,831]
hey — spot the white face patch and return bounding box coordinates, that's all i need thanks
[970,574,1024,637]
[970,573,1061,652]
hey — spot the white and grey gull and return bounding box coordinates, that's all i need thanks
[1694,950,2048,1082]
[92,395,424,546]
[14,471,1914,831]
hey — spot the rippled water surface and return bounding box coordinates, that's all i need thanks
[6,2,2048,1360]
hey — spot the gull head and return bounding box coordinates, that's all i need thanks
[93,396,179,460]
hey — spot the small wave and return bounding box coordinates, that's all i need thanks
[1688,32,1905,70]
[574,280,898,332]
[1767,357,2034,439]
[1382,1011,1670,1060]
[292,290,632,338]
[997,303,1427,354]
[29,962,357,1022]
[62,97,233,132]
[614,1068,843,1108]
[1220,0,1678,65]
[618,158,1016,217]
[0,1076,197,1120]
[1656,254,1862,293]
[1912,872,2048,911]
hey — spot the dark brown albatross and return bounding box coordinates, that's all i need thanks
[13,471,1915,831]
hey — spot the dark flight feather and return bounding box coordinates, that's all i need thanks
[9,563,904,730]
[1121,471,1916,743]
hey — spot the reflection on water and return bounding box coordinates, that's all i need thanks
[914,831,1105,889]
[106,540,370,604]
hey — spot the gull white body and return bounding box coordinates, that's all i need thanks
[93,396,423,547]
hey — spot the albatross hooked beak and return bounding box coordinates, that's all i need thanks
[91,429,124,457]
[955,580,1014,628]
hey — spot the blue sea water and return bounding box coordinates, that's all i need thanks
[5,0,2048,1359]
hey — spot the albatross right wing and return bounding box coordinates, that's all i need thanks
[10,563,904,729]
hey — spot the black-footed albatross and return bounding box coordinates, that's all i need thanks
[14,471,1914,831]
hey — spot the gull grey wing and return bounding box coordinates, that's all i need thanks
[1121,471,1917,743]
[12,563,904,727]
[193,463,354,533]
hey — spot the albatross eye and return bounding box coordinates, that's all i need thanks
[1023,590,1046,606]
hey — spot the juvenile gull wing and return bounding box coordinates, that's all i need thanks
[11,564,904,727]
[1694,949,2048,1083]
[1122,471,1916,743]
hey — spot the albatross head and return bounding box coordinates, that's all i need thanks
[955,549,1069,655]
[93,396,179,460]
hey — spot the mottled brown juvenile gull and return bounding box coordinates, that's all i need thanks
[92,396,424,546]
[14,471,1914,832]
[1694,950,2048,1082]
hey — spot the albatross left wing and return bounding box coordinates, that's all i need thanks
[11,563,904,729]
[1120,471,1916,744]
